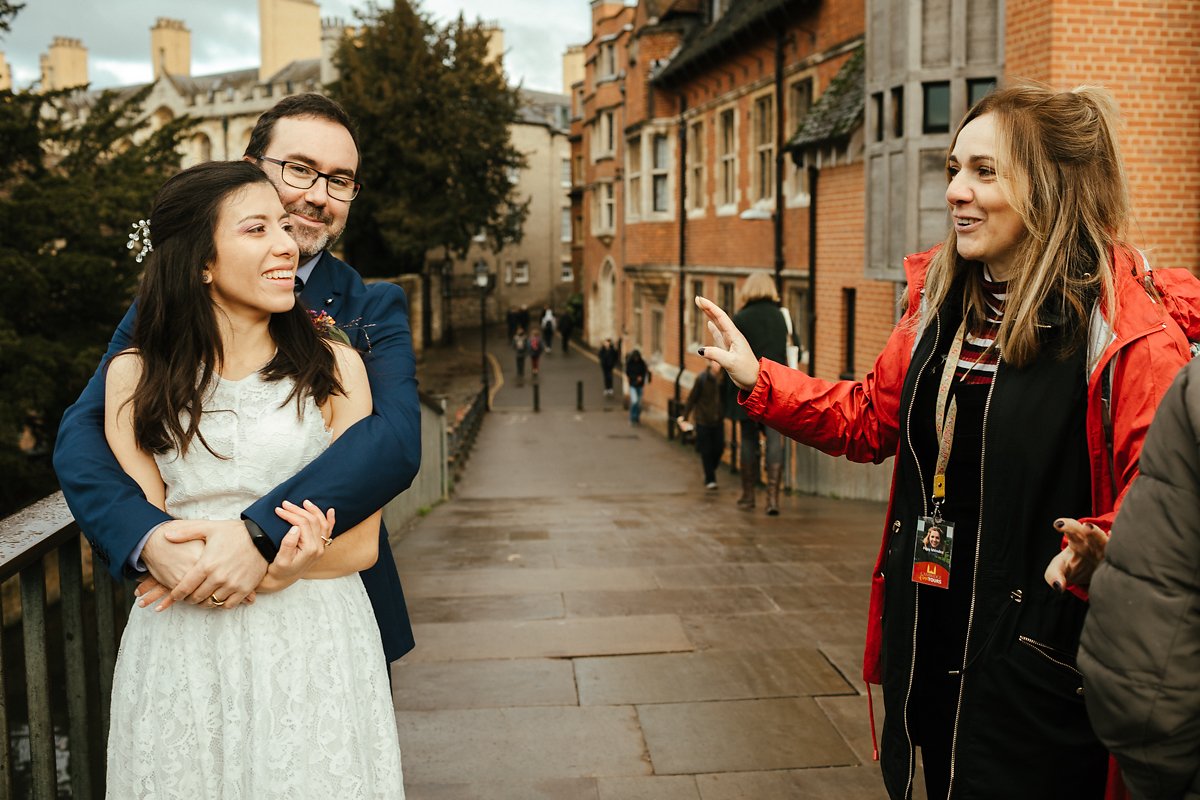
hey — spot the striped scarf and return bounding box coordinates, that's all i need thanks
[955,272,1006,384]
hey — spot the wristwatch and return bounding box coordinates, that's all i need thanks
[243,518,278,563]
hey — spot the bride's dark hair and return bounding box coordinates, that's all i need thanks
[128,160,342,455]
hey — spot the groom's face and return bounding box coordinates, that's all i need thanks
[255,115,359,258]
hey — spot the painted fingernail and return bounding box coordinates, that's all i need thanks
[1052,581,1062,592]
[698,348,705,356]
[1054,519,1065,530]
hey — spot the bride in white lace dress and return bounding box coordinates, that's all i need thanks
[101,162,403,798]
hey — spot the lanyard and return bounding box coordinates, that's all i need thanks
[932,318,970,518]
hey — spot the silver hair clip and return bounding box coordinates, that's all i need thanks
[127,218,153,263]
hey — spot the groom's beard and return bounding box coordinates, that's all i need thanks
[287,201,345,258]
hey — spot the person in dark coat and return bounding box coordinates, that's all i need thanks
[1076,358,1200,800]
[696,85,1200,800]
[625,349,650,425]
[558,310,575,354]
[728,271,789,514]
[598,338,618,396]
[512,327,529,384]
[681,360,727,489]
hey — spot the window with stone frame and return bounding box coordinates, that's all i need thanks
[752,94,775,202]
[561,207,572,241]
[627,135,642,218]
[515,261,530,284]
[651,307,664,358]
[787,78,813,199]
[718,108,737,207]
[687,120,705,211]
[690,279,705,344]
[602,182,615,232]
[651,133,670,213]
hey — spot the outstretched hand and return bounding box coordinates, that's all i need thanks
[694,296,760,391]
[1043,517,1109,591]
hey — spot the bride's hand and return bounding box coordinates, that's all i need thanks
[257,500,333,593]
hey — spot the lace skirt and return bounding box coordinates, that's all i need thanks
[106,575,404,799]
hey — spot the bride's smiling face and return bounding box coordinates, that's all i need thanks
[206,182,299,319]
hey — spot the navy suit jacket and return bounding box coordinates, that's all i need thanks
[53,251,418,661]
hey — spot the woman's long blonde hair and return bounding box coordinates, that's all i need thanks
[922,84,1127,367]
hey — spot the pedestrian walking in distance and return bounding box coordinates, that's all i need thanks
[540,306,556,354]
[598,338,619,397]
[512,327,529,384]
[625,349,650,425]
[680,359,726,489]
[528,329,545,376]
[558,309,575,354]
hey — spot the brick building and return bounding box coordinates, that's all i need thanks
[570,0,1200,500]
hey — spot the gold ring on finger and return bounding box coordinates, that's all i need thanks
[210,594,226,606]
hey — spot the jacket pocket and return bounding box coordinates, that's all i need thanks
[1016,635,1084,697]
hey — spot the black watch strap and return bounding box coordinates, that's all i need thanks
[243,518,278,563]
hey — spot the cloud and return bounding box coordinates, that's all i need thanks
[2,0,592,94]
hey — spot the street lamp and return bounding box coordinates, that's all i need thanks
[474,262,491,408]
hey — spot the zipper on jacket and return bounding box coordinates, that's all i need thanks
[901,315,941,800]
[945,357,1000,799]
[1017,635,1085,691]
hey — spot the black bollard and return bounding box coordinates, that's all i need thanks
[533,381,540,412]
[576,381,583,411]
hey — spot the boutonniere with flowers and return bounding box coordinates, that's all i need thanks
[308,310,352,346]
[308,309,377,352]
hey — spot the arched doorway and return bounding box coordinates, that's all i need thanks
[594,258,616,343]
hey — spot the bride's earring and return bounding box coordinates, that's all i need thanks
[201,270,212,284]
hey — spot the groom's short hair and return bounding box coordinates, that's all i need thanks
[244,93,360,162]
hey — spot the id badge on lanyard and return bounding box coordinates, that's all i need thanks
[912,319,970,590]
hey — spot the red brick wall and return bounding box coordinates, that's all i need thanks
[1006,0,1200,273]
[813,162,894,381]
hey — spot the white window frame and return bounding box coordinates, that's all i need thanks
[560,157,571,186]
[752,92,775,205]
[560,259,574,282]
[627,134,642,219]
[717,106,738,214]
[514,261,530,284]
[561,207,572,241]
[686,119,705,215]
[651,132,671,215]
[787,76,814,206]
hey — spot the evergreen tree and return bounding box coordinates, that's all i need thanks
[0,84,193,515]
[327,1,527,343]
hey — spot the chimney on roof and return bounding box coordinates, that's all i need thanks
[480,22,505,68]
[591,1,627,26]
[259,0,321,83]
[562,44,585,95]
[151,18,192,80]
[40,36,88,91]
[320,17,352,86]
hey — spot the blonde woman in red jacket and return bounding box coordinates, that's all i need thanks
[697,85,1200,800]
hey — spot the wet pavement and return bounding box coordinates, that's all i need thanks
[390,335,903,799]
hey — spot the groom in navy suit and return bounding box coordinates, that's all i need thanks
[53,94,417,662]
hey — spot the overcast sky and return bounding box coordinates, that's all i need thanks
[2,0,593,95]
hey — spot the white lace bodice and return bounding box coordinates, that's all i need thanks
[154,371,332,519]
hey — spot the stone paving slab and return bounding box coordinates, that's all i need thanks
[816,693,885,768]
[396,706,651,783]
[759,583,872,615]
[564,587,777,617]
[404,614,695,662]
[392,658,578,710]
[408,592,565,624]
[575,648,853,706]
[400,566,658,598]
[636,697,858,774]
[694,766,887,799]
[404,778,600,799]
[650,562,844,588]
[596,775,701,799]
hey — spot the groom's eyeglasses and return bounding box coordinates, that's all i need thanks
[256,155,362,202]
